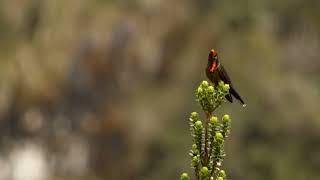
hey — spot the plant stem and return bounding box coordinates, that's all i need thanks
[195,167,200,180]
[210,166,217,178]
[204,111,211,166]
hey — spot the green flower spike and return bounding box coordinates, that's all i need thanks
[180,81,233,180]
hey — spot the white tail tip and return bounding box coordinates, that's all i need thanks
[242,104,247,108]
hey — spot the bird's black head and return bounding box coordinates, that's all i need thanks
[207,49,219,72]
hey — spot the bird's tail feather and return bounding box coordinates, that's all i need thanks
[230,86,246,107]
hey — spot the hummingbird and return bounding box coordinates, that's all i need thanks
[206,49,246,107]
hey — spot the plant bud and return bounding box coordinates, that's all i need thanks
[202,81,209,87]
[215,132,224,142]
[195,121,203,129]
[222,114,230,123]
[210,116,218,124]
[208,86,214,93]
[218,170,226,178]
[201,166,209,175]
[223,84,230,91]
[180,173,190,180]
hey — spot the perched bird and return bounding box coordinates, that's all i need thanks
[206,49,246,107]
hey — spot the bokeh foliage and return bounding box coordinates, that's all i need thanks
[0,0,320,180]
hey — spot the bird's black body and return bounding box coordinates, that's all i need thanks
[206,49,246,106]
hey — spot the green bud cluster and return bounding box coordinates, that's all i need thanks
[211,132,225,172]
[181,81,233,180]
[189,112,203,155]
[207,115,232,177]
[221,115,231,138]
[208,116,219,152]
[189,112,203,176]
[196,81,230,114]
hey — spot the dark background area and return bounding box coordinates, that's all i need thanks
[0,0,319,180]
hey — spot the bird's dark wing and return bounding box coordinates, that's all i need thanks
[219,65,246,105]
[218,65,232,85]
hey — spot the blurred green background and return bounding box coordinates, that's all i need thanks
[0,0,320,180]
